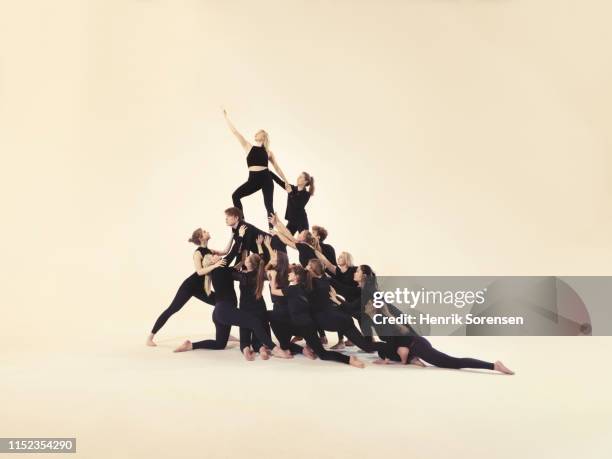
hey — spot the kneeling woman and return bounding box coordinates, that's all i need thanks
[374,335,514,374]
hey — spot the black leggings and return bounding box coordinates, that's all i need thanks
[314,309,384,354]
[232,170,274,226]
[268,310,305,355]
[151,277,215,334]
[192,301,275,350]
[296,325,350,365]
[239,303,271,352]
[269,314,350,365]
[410,337,494,370]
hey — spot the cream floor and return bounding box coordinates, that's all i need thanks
[1,316,610,459]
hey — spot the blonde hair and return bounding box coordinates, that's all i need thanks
[256,129,270,151]
[339,251,354,267]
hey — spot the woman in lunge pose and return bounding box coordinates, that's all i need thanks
[147,228,227,347]
[224,109,291,228]
[174,226,290,360]
[270,171,315,235]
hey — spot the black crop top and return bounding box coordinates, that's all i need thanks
[246,145,269,167]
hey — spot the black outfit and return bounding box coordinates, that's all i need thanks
[270,172,311,235]
[309,277,384,354]
[227,221,286,266]
[379,336,495,370]
[232,145,274,228]
[329,266,359,342]
[295,242,317,267]
[191,266,275,351]
[268,287,304,355]
[271,285,350,364]
[233,270,271,352]
[151,247,215,334]
[320,242,337,266]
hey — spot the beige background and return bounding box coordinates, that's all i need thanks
[1,1,611,458]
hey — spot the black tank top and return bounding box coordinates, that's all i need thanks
[246,145,269,167]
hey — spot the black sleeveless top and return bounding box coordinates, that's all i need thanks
[246,145,269,167]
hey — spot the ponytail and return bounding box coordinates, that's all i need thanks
[255,256,266,299]
[302,171,315,196]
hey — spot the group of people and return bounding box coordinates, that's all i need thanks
[146,109,514,374]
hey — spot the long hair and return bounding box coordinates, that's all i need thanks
[302,171,315,196]
[267,251,289,290]
[289,264,312,291]
[247,253,266,299]
[359,264,378,300]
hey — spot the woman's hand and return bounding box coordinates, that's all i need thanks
[256,234,264,246]
[215,258,227,268]
[238,224,247,237]
[268,213,278,227]
[264,235,272,248]
[223,108,228,118]
[284,183,292,193]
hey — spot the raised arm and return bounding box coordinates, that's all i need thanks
[270,215,297,249]
[268,271,284,296]
[223,109,251,153]
[315,249,337,274]
[263,235,278,265]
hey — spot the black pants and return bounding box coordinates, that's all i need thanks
[314,309,384,353]
[410,337,494,370]
[336,301,372,343]
[192,300,275,350]
[268,310,304,355]
[269,314,350,365]
[151,277,215,334]
[232,170,274,227]
[239,301,271,352]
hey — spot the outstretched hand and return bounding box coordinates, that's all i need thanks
[238,224,247,237]
[284,183,292,193]
[222,108,228,118]
[256,234,264,245]
[264,235,272,247]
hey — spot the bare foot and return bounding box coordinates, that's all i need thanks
[173,340,193,352]
[302,346,317,360]
[272,346,293,359]
[146,333,157,347]
[242,347,255,361]
[228,335,240,342]
[344,339,355,347]
[259,346,270,360]
[410,358,426,367]
[349,356,365,368]
[291,336,304,343]
[494,361,514,375]
[320,336,328,345]
[330,341,345,350]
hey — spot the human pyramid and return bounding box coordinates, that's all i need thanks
[146,109,514,374]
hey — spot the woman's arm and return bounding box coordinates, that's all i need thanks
[269,170,290,191]
[274,230,297,250]
[315,250,337,274]
[270,213,296,243]
[223,109,251,153]
[255,234,265,255]
[194,253,226,276]
[267,150,292,192]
